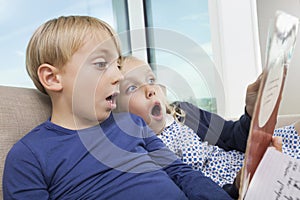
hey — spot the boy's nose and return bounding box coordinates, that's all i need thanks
[111,65,124,85]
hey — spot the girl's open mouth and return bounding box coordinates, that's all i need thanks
[150,103,163,120]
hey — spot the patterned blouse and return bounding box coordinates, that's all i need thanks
[158,119,300,187]
[273,124,300,159]
[158,120,244,187]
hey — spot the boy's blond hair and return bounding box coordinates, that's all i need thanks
[26,15,121,94]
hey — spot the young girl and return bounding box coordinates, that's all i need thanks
[115,56,246,187]
[116,56,285,188]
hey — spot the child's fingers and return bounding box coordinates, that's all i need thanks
[271,136,282,152]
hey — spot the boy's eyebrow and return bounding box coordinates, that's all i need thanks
[89,48,109,57]
[88,46,119,61]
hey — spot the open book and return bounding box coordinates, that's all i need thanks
[244,147,300,199]
[239,11,299,199]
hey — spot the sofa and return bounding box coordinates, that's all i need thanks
[1,85,300,199]
[0,85,51,199]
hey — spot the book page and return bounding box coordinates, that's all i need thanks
[239,11,299,199]
[245,147,300,200]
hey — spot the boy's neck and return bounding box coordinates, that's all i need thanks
[51,109,100,130]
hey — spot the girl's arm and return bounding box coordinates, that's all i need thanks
[174,101,250,152]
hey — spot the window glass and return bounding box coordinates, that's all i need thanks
[146,0,218,113]
[0,0,114,88]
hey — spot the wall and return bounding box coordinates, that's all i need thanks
[209,0,262,119]
[256,0,300,115]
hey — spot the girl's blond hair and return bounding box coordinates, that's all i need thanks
[166,101,186,124]
[26,15,121,94]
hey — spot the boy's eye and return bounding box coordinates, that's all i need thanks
[126,85,137,93]
[94,62,108,70]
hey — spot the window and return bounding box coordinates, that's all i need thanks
[144,0,219,113]
[136,0,261,118]
[0,0,116,88]
[1,0,261,118]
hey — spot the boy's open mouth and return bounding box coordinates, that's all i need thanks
[106,95,114,101]
[106,93,118,109]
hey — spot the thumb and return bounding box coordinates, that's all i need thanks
[271,136,282,152]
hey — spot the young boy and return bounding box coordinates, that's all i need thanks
[2,16,231,199]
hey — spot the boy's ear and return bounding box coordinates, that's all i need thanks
[38,64,63,92]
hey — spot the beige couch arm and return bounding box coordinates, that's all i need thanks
[0,86,51,199]
[276,114,300,129]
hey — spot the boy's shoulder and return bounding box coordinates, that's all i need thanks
[22,120,50,139]
[107,112,155,139]
[6,120,53,159]
[16,119,70,149]
[110,112,147,126]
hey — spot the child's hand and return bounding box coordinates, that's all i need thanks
[245,74,262,117]
[271,136,282,152]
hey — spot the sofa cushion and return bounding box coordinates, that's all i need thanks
[0,86,51,199]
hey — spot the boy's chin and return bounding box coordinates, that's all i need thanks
[96,111,112,123]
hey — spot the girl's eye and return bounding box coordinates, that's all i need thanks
[148,78,156,85]
[94,62,108,70]
[126,85,137,93]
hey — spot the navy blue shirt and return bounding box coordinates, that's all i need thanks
[173,101,251,152]
[3,112,231,200]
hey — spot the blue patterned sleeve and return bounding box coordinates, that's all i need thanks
[142,126,232,199]
[274,125,300,159]
[174,101,251,152]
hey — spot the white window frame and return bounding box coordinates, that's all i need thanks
[209,0,262,118]
[126,0,148,60]
[125,0,262,118]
